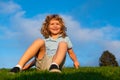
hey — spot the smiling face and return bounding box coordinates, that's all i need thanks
[41,14,67,38]
[48,19,62,37]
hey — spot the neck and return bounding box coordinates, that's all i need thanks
[51,34,59,39]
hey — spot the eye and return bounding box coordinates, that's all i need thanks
[50,23,54,25]
[56,23,60,25]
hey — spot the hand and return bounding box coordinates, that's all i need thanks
[74,61,80,69]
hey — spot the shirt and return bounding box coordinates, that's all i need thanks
[44,35,72,56]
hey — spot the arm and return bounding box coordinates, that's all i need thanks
[67,48,80,69]
[22,59,36,71]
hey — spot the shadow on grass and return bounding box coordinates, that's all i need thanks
[1,68,119,80]
[10,71,112,80]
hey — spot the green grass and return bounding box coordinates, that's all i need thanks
[0,67,120,80]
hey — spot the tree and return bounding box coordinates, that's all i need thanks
[99,50,119,66]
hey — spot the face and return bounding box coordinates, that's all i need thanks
[48,19,62,36]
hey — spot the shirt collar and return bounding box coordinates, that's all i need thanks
[46,34,62,41]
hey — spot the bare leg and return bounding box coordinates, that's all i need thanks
[52,41,68,65]
[17,38,45,68]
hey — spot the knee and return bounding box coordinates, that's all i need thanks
[35,38,45,45]
[58,41,67,46]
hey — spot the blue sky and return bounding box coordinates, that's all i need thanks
[0,0,120,68]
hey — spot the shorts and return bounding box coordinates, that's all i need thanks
[35,54,66,71]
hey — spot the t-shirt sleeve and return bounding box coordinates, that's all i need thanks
[65,36,73,49]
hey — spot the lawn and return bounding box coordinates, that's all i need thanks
[0,67,120,80]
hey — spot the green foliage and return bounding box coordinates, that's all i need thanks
[0,67,120,80]
[99,50,119,66]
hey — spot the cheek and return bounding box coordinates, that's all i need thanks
[58,25,62,29]
[48,25,53,30]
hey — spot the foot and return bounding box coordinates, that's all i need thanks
[10,67,20,73]
[49,64,61,73]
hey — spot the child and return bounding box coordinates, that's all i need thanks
[10,14,79,73]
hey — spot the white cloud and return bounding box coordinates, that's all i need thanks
[0,1,45,40]
[10,12,43,39]
[0,25,19,39]
[0,1,21,14]
[62,15,120,42]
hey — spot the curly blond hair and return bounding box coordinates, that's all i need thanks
[41,14,67,38]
